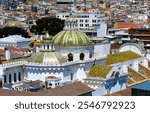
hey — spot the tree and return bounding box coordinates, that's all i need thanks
[0,27,30,38]
[30,17,65,36]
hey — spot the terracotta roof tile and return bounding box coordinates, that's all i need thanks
[5,46,29,52]
[114,22,143,29]
[0,82,93,96]
[11,51,25,59]
[0,49,4,56]
[36,81,93,96]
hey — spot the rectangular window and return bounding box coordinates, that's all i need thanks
[71,74,73,81]
[80,24,83,27]
[98,20,101,22]
[85,20,89,22]
[82,16,89,18]
[92,24,96,27]
[92,20,96,23]
[85,24,89,27]
[80,20,83,22]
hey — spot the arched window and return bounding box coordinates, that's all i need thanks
[4,75,7,83]
[18,72,21,81]
[47,45,49,50]
[71,73,73,81]
[14,73,17,82]
[68,53,73,61]
[9,74,11,83]
[89,52,92,58]
[80,53,85,60]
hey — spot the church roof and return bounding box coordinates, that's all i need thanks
[28,51,68,65]
[0,35,30,43]
[106,51,142,65]
[0,82,93,96]
[52,29,93,46]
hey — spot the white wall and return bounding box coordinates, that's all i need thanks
[94,43,110,57]
[76,68,87,80]
[97,22,107,37]
[92,82,127,96]
[119,45,143,56]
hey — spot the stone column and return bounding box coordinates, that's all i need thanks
[6,75,9,83]
[16,73,19,82]
[11,73,14,83]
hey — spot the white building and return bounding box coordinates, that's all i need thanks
[56,11,107,37]
[84,66,127,96]
[0,35,31,48]
[0,16,109,91]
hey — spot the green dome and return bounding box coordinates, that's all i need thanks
[52,29,92,46]
[42,33,53,44]
[28,51,68,65]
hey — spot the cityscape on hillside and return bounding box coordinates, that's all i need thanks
[0,0,150,96]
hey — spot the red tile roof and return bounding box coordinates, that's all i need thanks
[114,22,143,29]
[5,46,29,53]
[0,49,4,56]
[0,47,27,60]
[0,82,93,96]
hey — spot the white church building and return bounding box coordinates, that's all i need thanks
[0,16,109,91]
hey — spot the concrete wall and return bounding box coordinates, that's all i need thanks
[94,43,110,57]
[92,75,127,96]
[55,46,94,61]
[2,65,24,84]
[119,44,144,56]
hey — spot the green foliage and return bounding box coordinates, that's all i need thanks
[0,27,30,38]
[30,17,65,36]
[89,65,112,78]
[106,51,142,65]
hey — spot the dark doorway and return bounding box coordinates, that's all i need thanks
[18,72,21,81]
[80,53,85,60]
[4,75,7,83]
[89,52,92,58]
[68,53,73,61]
[9,74,12,83]
[14,73,17,82]
[47,45,49,50]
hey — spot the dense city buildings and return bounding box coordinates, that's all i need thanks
[0,0,150,96]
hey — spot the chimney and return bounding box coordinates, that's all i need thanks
[36,46,40,53]
[5,48,11,60]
